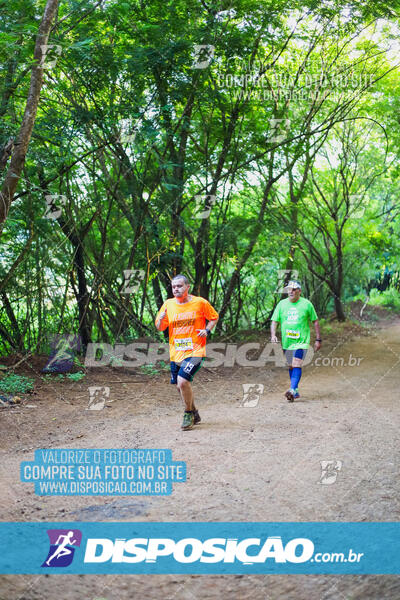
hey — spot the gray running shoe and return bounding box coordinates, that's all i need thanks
[181,411,194,430]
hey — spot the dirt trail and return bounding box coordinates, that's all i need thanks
[1,321,400,599]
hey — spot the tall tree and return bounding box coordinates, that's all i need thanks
[0,0,59,231]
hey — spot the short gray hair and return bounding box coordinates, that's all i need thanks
[171,274,189,285]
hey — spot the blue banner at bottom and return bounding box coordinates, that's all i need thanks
[0,522,398,574]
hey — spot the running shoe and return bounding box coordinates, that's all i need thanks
[294,389,300,399]
[181,411,194,430]
[285,389,295,403]
[193,409,201,424]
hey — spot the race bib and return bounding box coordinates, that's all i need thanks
[286,329,300,339]
[174,337,193,351]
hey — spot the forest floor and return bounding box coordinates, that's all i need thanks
[1,303,400,599]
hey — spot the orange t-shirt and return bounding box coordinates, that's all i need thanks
[155,296,219,363]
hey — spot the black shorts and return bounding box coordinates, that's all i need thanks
[170,357,204,384]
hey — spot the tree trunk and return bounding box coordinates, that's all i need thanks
[1,292,23,350]
[0,0,59,229]
[333,293,346,321]
[73,244,92,349]
[332,238,345,321]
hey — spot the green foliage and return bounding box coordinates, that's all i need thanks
[0,0,399,353]
[66,372,86,381]
[0,374,34,395]
[140,362,168,375]
[368,288,400,311]
[42,374,65,381]
[318,319,333,336]
[41,372,85,382]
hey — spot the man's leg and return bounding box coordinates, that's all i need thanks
[284,350,295,393]
[175,380,200,422]
[289,361,302,397]
[177,376,195,430]
[177,358,203,430]
[286,349,306,402]
[171,361,196,430]
[177,376,194,411]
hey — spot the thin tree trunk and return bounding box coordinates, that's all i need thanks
[0,0,59,229]
[1,292,23,350]
[35,240,43,352]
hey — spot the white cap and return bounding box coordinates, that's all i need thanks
[282,279,301,293]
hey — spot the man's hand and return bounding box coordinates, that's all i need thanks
[196,329,208,338]
[155,310,167,330]
[270,320,278,343]
[313,320,321,352]
[197,319,218,338]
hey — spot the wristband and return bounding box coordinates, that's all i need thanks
[316,338,322,342]
[205,329,210,336]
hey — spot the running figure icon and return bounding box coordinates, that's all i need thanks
[45,531,77,566]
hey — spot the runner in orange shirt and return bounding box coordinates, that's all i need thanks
[155,274,219,430]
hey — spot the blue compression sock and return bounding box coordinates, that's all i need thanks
[290,367,302,390]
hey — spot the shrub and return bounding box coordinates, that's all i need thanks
[0,373,34,395]
[368,288,400,310]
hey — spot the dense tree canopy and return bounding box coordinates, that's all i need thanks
[1,0,400,353]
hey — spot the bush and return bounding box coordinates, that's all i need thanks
[368,288,400,310]
[0,373,34,395]
[318,318,333,335]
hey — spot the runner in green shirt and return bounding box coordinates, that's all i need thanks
[271,280,321,402]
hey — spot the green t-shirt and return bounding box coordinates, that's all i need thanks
[271,297,318,350]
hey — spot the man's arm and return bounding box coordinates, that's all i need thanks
[155,308,168,331]
[197,318,218,338]
[271,320,279,343]
[313,319,321,351]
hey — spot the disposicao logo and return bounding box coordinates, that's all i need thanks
[83,536,314,564]
[42,529,82,567]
